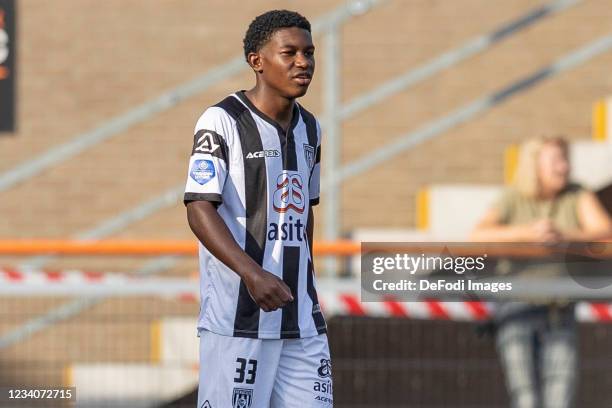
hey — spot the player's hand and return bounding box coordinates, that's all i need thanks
[243,268,294,312]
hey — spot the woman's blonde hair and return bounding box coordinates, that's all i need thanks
[513,136,569,197]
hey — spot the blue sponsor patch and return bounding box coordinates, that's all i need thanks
[190,159,216,185]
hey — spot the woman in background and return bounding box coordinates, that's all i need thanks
[471,136,612,408]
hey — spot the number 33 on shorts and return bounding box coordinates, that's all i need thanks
[197,330,333,408]
[234,358,258,384]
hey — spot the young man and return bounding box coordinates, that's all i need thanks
[184,10,332,408]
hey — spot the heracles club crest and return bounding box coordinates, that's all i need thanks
[232,388,253,408]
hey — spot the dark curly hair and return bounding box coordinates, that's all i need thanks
[243,10,311,61]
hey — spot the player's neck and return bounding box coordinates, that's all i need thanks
[244,86,295,132]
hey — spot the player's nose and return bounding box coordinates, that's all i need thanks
[294,53,311,69]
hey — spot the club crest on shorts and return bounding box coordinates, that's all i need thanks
[232,388,253,408]
[303,144,315,169]
[317,358,332,378]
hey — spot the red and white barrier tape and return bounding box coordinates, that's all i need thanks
[318,292,494,321]
[1,267,130,284]
[0,267,198,298]
[2,268,612,323]
[318,292,612,323]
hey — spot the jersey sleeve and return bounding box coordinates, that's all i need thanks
[184,107,231,206]
[309,120,322,206]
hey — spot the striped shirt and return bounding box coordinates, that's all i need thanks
[184,91,326,339]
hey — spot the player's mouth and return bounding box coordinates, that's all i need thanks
[293,72,312,86]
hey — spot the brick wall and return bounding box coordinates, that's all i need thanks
[1,0,611,246]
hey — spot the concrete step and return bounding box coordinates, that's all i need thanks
[418,184,502,239]
[151,317,198,366]
[570,140,612,190]
[68,363,197,408]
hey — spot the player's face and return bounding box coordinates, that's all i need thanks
[258,27,315,99]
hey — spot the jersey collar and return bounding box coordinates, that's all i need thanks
[236,90,300,134]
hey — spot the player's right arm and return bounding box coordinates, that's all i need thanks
[184,108,292,312]
[187,201,293,312]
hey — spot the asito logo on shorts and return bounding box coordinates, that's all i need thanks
[273,173,305,214]
[314,359,333,403]
[317,359,332,378]
[232,388,253,408]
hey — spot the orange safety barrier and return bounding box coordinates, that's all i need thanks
[0,240,611,258]
[0,239,361,256]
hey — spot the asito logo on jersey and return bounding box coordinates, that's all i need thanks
[273,173,305,214]
[267,215,305,242]
[268,172,306,243]
[232,388,253,408]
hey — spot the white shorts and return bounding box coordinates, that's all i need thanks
[197,330,333,408]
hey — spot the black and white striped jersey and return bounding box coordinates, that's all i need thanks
[184,91,326,339]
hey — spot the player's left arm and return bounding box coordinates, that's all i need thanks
[307,206,314,261]
[307,120,322,261]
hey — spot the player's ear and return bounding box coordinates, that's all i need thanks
[247,52,263,74]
